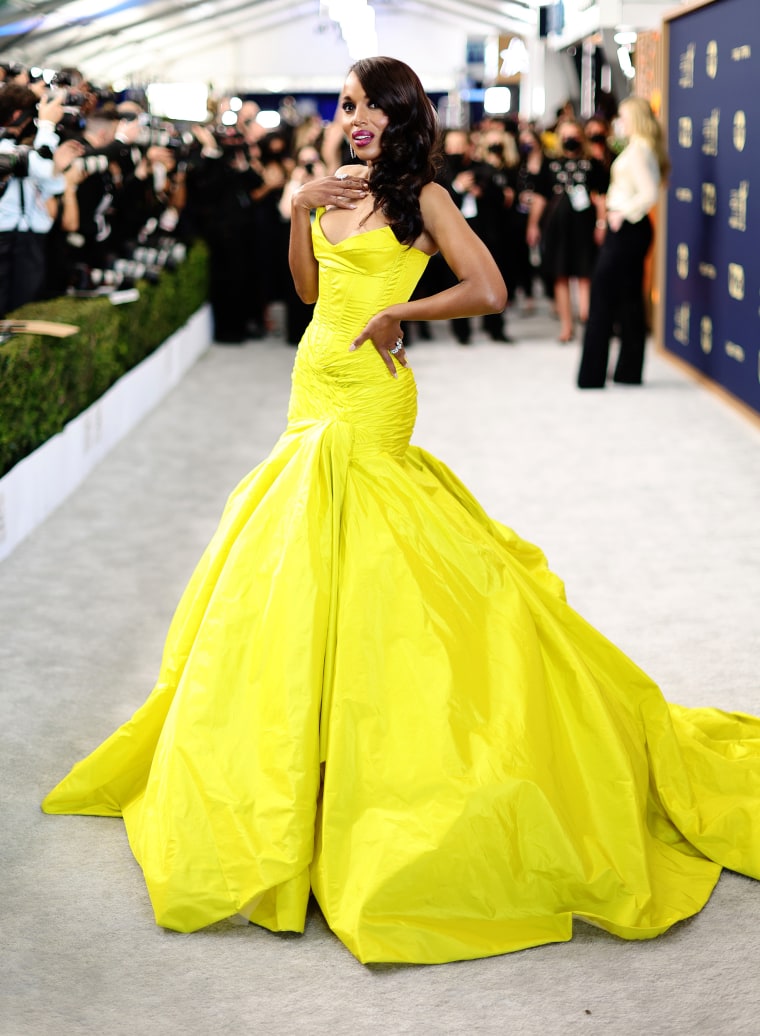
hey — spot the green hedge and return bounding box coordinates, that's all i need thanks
[0,241,208,478]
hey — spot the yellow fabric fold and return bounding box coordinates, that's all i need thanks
[43,209,760,963]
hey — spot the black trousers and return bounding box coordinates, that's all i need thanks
[207,235,251,343]
[577,216,653,388]
[0,230,47,318]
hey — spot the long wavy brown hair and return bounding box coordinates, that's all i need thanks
[348,56,442,245]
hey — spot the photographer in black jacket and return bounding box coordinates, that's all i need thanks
[439,128,511,344]
[187,119,264,343]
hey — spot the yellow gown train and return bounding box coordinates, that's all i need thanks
[42,211,760,964]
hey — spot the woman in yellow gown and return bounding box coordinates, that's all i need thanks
[43,57,760,965]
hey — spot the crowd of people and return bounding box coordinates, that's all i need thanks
[1,59,665,382]
[0,64,196,318]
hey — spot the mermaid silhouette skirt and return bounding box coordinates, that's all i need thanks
[42,216,760,964]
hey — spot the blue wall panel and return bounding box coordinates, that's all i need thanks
[664,0,760,413]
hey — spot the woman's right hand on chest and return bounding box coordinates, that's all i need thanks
[292,175,368,212]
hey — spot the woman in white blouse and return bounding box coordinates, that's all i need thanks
[577,96,670,387]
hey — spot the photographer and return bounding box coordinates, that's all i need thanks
[186,119,265,343]
[111,101,181,246]
[63,104,122,271]
[0,84,83,316]
[439,128,511,344]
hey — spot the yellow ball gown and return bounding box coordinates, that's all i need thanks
[43,210,760,965]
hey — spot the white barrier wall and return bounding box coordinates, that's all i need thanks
[0,304,212,563]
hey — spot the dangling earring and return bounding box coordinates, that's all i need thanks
[349,142,356,160]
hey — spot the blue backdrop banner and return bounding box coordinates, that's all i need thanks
[664,0,759,414]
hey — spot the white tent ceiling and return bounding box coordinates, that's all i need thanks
[1,0,684,93]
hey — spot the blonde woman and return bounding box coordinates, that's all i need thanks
[578,96,670,387]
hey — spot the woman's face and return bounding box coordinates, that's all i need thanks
[481,131,505,160]
[559,124,583,154]
[585,121,606,145]
[339,70,390,163]
[298,147,320,166]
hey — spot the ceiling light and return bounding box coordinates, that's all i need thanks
[499,38,529,78]
[256,110,281,129]
[614,29,638,46]
[617,47,636,79]
[484,86,512,114]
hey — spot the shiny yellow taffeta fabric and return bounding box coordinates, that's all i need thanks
[43,211,760,963]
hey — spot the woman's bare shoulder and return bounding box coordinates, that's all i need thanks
[419,181,464,237]
[419,180,454,211]
[335,162,369,179]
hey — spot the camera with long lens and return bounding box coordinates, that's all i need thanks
[46,70,87,135]
[73,152,110,176]
[211,123,248,161]
[133,115,193,162]
[0,62,26,82]
[0,141,54,200]
[68,219,189,296]
[0,146,30,177]
[0,145,30,200]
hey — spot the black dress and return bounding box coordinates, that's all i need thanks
[511,157,554,299]
[542,156,609,279]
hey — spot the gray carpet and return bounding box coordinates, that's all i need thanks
[2,306,759,1036]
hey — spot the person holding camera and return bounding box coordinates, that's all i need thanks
[187,119,265,343]
[439,127,511,344]
[63,105,122,273]
[110,101,179,247]
[0,84,83,315]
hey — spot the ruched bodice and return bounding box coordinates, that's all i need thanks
[43,212,760,966]
[287,209,429,457]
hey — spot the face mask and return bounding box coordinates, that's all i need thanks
[562,137,581,153]
[519,142,533,155]
[487,143,504,156]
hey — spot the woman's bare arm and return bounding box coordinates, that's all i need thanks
[287,171,368,303]
[403,182,508,318]
[350,183,507,372]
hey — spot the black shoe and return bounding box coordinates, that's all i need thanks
[489,332,514,343]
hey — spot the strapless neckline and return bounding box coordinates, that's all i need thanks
[314,209,432,256]
[315,208,394,248]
